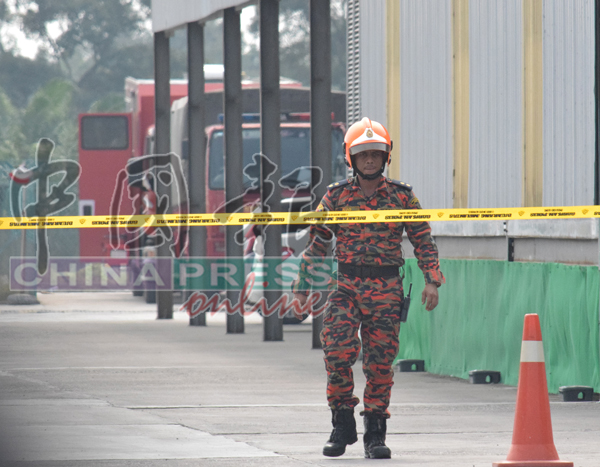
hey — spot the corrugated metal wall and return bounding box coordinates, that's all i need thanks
[352,0,597,210]
[347,0,361,126]
[542,0,596,207]
[399,0,453,209]
[468,0,522,208]
[359,0,387,127]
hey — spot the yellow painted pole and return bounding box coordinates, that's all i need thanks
[522,0,544,207]
[386,0,401,180]
[452,0,470,208]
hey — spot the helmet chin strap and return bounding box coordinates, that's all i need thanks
[352,158,387,181]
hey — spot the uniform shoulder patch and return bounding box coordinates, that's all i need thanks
[327,178,351,192]
[387,178,413,192]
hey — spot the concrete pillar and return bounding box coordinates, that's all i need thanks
[224,7,244,334]
[310,0,332,348]
[187,21,207,326]
[260,0,284,342]
[154,31,173,319]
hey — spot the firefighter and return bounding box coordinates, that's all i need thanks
[292,117,444,459]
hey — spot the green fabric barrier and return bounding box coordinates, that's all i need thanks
[396,259,600,393]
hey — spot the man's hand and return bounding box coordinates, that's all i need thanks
[294,292,308,306]
[421,283,439,311]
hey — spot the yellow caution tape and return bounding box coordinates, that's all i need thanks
[1,205,599,230]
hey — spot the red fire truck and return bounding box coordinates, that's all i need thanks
[77,65,227,259]
[77,69,347,303]
[77,78,188,259]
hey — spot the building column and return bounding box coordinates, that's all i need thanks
[310,0,332,349]
[223,7,244,334]
[260,0,284,341]
[187,21,207,326]
[154,30,173,319]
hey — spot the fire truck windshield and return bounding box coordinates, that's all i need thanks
[208,126,346,190]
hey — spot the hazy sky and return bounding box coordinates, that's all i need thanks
[3,5,256,61]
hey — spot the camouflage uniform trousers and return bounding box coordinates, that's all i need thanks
[320,271,402,418]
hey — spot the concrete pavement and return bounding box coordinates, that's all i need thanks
[1,292,599,466]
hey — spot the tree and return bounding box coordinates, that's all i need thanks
[21,79,77,157]
[0,0,159,165]
[15,0,153,109]
[0,78,78,166]
[0,1,64,108]
[0,85,26,165]
[0,52,62,108]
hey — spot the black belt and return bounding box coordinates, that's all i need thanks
[338,263,400,279]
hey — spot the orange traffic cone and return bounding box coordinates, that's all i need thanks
[493,314,573,467]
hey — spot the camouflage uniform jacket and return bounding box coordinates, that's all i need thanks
[292,176,444,294]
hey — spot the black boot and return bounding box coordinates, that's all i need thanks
[323,408,358,457]
[363,412,392,459]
